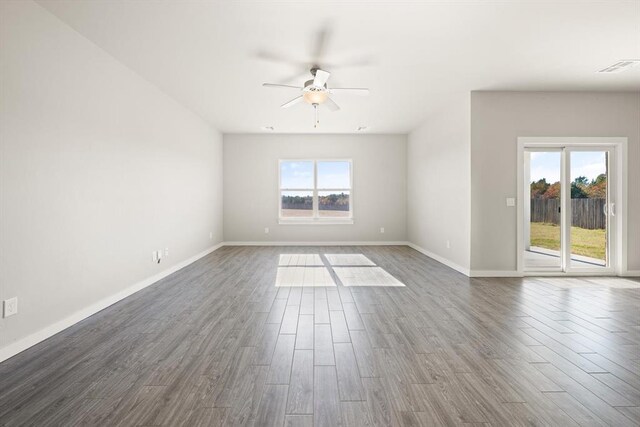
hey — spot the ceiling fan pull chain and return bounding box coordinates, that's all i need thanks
[314,104,319,128]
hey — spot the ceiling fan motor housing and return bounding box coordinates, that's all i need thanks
[304,79,326,91]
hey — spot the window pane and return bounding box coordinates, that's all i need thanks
[319,191,350,217]
[317,161,350,189]
[281,161,313,189]
[281,191,313,217]
[570,151,608,268]
[527,151,561,270]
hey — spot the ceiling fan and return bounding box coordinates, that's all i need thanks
[263,67,369,128]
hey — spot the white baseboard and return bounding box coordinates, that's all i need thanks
[470,270,522,278]
[0,242,224,363]
[223,241,409,246]
[621,270,640,277]
[407,243,471,276]
[473,270,638,278]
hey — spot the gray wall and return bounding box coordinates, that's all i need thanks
[407,97,471,272]
[223,134,407,242]
[0,1,223,355]
[470,91,640,272]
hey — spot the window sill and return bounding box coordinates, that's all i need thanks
[278,218,354,225]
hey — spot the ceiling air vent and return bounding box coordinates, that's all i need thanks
[597,60,640,73]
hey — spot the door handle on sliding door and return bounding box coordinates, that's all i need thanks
[604,203,615,216]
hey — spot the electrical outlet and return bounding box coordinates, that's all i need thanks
[264,227,269,234]
[380,227,385,234]
[446,240,451,249]
[506,197,516,207]
[157,249,162,263]
[165,247,169,256]
[209,231,213,240]
[3,297,18,318]
[152,251,158,262]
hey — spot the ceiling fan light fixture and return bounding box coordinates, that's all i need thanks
[303,90,328,105]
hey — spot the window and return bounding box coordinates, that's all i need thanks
[279,160,352,223]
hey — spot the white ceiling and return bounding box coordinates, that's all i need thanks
[38,0,640,134]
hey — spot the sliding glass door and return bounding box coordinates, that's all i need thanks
[525,149,563,271]
[524,146,615,274]
[567,149,612,271]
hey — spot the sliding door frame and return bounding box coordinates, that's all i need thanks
[517,137,628,276]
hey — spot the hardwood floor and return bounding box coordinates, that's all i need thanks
[1,246,639,426]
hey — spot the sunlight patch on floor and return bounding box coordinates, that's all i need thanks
[276,253,405,287]
[275,266,336,287]
[278,254,324,266]
[333,266,405,287]
[325,254,376,266]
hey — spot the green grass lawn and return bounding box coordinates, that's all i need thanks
[530,222,606,260]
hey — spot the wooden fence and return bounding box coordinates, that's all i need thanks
[530,198,606,229]
[282,203,349,211]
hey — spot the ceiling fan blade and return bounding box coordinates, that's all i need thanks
[281,96,303,108]
[329,88,370,96]
[254,49,308,69]
[311,24,332,63]
[323,56,376,70]
[324,97,340,112]
[313,69,330,87]
[263,83,302,90]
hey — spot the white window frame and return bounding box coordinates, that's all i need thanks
[278,159,353,225]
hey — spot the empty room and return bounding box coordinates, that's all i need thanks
[1,0,639,426]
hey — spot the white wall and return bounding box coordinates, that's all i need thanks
[406,97,471,273]
[470,91,640,273]
[0,0,223,359]
[223,134,407,243]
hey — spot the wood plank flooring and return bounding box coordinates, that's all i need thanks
[1,246,639,426]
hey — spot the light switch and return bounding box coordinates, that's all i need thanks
[3,297,18,318]
[506,197,516,207]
